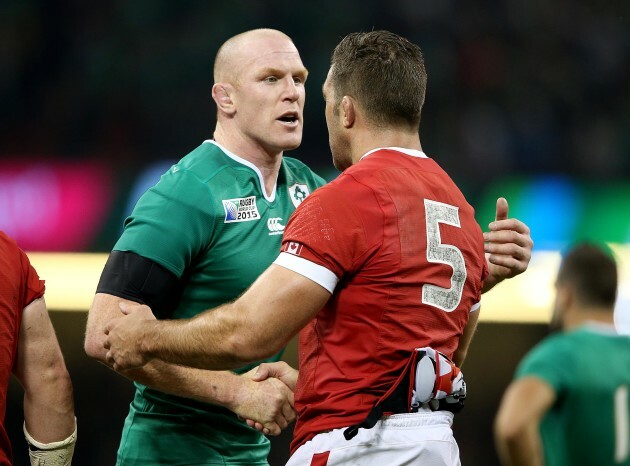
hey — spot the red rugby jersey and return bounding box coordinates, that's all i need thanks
[276,148,488,452]
[0,231,45,465]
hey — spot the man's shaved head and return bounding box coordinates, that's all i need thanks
[213,29,295,83]
[210,28,307,157]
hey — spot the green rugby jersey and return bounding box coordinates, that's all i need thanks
[113,140,326,465]
[516,324,630,466]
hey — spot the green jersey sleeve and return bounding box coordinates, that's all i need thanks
[114,166,215,278]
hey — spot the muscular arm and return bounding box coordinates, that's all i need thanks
[13,298,75,443]
[105,264,331,371]
[494,376,555,466]
[86,293,295,433]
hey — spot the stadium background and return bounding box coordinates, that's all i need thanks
[1,1,628,464]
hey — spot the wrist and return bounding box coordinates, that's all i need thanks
[219,372,249,411]
[24,417,77,466]
[140,320,161,360]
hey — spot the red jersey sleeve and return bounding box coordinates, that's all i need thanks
[19,249,45,307]
[280,183,382,282]
[0,232,45,310]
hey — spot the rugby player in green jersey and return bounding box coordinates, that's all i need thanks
[100,29,538,465]
[84,29,326,465]
[495,242,630,466]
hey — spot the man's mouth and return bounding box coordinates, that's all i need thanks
[278,112,299,124]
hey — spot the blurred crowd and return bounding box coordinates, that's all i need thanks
[1,0,628,191]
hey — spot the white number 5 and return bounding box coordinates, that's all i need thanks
[422,200,467,312]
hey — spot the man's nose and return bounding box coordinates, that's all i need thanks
[283,78,299,101]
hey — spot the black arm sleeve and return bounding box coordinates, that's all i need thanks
[96,250,185,319]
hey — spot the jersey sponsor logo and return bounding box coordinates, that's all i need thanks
[222,196,260,223]
[285,241,303,256]
[288,183,310,208]
[267,217,285,236]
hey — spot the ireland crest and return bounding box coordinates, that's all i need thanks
[288,183,310,208]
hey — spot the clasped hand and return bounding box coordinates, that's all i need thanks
[103,302,156,371]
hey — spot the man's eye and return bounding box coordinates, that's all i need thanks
[265,76,278,83]
[293,77,303,84]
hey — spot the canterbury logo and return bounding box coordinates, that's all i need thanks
[267,217,285,235]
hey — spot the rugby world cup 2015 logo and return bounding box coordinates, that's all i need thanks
[222,196,260,223]
[224,201,238,220]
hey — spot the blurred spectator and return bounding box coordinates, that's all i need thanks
[1,0,627,183]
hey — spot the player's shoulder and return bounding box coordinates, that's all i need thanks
[131,142,227,209]
[0,230,15,247]
[282,156,327,187]
[299,170,374,217]
[172,140,234,182]
[0,230,32,275]
[282,155,312,171]
[520,331,576,370]
[0,230,21,256]
[147,141,245,197]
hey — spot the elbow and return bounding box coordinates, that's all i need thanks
[225,332,281,365]
[53,367,74,407]
[452,348,467,367]
[50,364,73,392]
[26,363,74,413]
[83,332,106,362]
[494,413,524,447]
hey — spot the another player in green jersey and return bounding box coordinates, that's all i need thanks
[495,242,630,466]
[84,29,325,465]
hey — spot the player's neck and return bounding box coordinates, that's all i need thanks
[350,126,422,164]
[213,125,283,197]
[563,306,615,331]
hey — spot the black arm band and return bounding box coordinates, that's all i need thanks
[96,250,185,319]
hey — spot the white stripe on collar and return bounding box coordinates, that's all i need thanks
[360,146,428,161]
[204,139,277,202]
[582,321,620,335]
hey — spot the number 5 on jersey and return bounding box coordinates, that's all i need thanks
[422,199,467,312]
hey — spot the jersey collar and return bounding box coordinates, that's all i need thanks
[204,139,278,202]
[359,146,428,161]
[581,321,621,335]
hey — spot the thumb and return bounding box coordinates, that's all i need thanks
[251,364,271,382]
[495,197,509,222]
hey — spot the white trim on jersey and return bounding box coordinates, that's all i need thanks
[470,302,481,313]
[360,146,428,161]
[203,139,278,202]
[274,252,338,294]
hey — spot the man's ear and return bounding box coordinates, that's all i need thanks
[212,83,236,116]
[341,96,356,128]
[555,284,573,314]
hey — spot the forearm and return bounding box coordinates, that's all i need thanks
[104,266,329,372]
[122,361,244,409]
[123,360,298,435]
[144,302,280,370]
[496,424,543,466]
[453,310,480,367]
[88,294,252,405]
[17,298,75,444]
[22,365,75,443]
[495,378,552,466]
